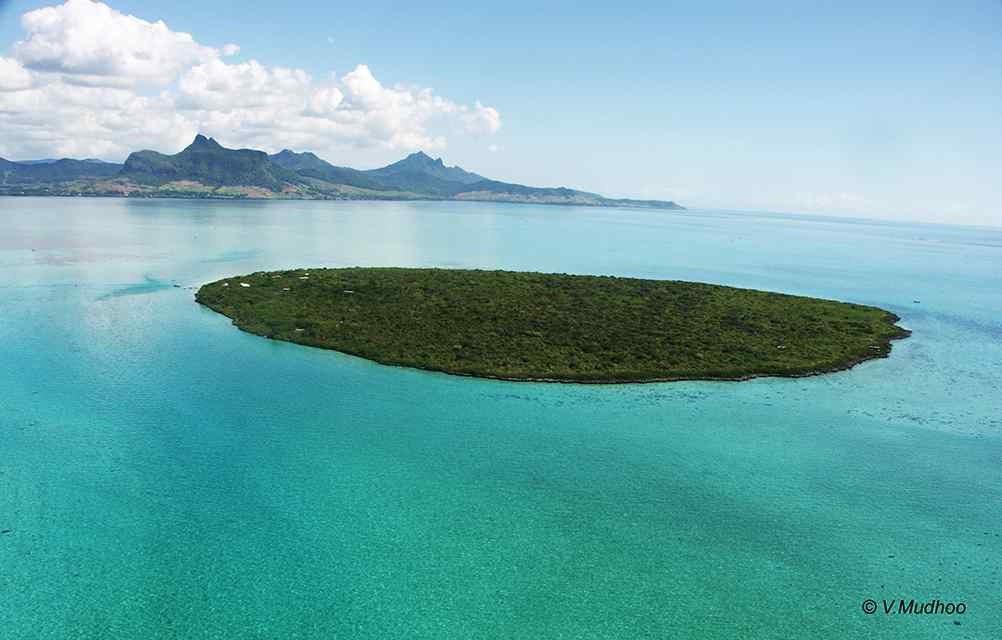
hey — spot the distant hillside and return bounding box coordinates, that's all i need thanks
[121,135,302,190]
[367,151,485,186]
[270,149,485,197]
[268,150,385,190]
[268,147,681,207]
[1,135,684,209]
[18,158,109,165]
[0,157,121,185]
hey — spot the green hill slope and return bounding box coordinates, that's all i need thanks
[0,157,121,185]
[121,135,302,191]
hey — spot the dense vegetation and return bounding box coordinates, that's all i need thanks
[268,150,387,190]
[196,268,909,382]
[121,135,300,189]
[0,157,121,185]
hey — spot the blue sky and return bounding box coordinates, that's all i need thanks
[0,0,999,225]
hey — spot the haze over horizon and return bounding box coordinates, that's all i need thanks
[0,0,999,226]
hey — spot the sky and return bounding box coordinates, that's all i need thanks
[0,0,999,225]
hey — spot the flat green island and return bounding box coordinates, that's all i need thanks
[196,268,910,383]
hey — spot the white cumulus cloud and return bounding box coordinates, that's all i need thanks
[13,0,220,85]
[0,0,501,161]
[0,57,33,91]
[177,59,312,111]
[464,100,502,135]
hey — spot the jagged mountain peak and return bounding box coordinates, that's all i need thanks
[372,151,484,185]
[186,134,224,151]
[120,134,294,190]
[396,151,442,168]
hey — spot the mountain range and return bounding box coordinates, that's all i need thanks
[0,135,684,209]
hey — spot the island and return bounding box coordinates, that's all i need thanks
[0,135,684,209]
[195,268,910,383]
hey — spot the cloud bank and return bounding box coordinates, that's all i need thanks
[0,0,500,159]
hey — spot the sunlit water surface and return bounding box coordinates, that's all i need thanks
[1,197,1000,639]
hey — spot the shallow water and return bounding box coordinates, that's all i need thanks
[1,197,1000,639]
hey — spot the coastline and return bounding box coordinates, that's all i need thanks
[0,191,685,210]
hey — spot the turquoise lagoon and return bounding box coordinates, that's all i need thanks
[1,197,1000,639]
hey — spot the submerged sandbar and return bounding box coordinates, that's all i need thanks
[196,267,909,383]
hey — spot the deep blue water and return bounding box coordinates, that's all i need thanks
[1,197,1000,638]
